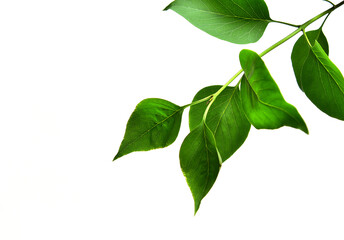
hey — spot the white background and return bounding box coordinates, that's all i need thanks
[1,0,344,239]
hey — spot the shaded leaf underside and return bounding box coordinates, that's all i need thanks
[240,49,308,133]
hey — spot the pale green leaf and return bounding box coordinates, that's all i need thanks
[164,0,272,44]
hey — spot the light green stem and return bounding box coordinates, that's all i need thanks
[302,29,312,47]
[182,95,212,109]
[186,0,344,120]
[271,19,300,28]
[202,99,214,122]
[260,0,344,57]
[213,69,243,99]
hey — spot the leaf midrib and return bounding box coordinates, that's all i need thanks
[311,44,344,96]
[176,5,271,23]
[118,108,183,155]
[200,124,211,205]
[213,86,238,135]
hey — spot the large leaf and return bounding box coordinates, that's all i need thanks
[180,122,221,214]
[164,0,271,44]
[189,85,250,161]
[240,49,308,133]
[114,98,183,160]
[292,31,344,120]
[291,29,329,90]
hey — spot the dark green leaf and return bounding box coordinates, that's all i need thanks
[240,49,308,133]
[164,0,271,44]
[114,98,183,160]
[291,29,329,90]
[189,85,250,161]
[180,122,221,214]
[292,31,344,120]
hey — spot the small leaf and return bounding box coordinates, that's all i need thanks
[180,122,221,214]
[114,98,183,160]
[291,29,329,90]
[164,0,272,44]
[189,85,251,161]
[240,49,308,133]
[292,31,344,120]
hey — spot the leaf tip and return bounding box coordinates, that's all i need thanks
[302,125,309,135]
[194,200,201,216]
[113,152,122,161]
[298,119,309,135]
[163,2,174,11]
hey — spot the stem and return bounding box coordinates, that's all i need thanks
[271,19,300,28]
[203,78,242,121]
[183,95,212,108]
[324,0,335,6]
[203,99,214,121]
[259,27,302,57]
[186,0,344,119]
[261,0,344,57]
[320,13,331,29]
[201,69,243,120]
[213,69,243,99]
[302,29,312,47]
[217,0,344,93]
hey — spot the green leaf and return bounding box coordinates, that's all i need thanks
[164,0,272,44]
[240,49,308,133]
[114,98,184,160]
[292,31,344,120]
[180,122,221,214]
[291,29,329,90]
[189,85,251,161]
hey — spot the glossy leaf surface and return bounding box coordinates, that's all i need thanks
[292,31,344,120]
[114,99,183,160]
[164,0,271,44]
[240,49,308,133]
[189,85,250,161]
[180,122,221,214]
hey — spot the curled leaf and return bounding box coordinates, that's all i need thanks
[292,30,344,120]
[240,49,308,133]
